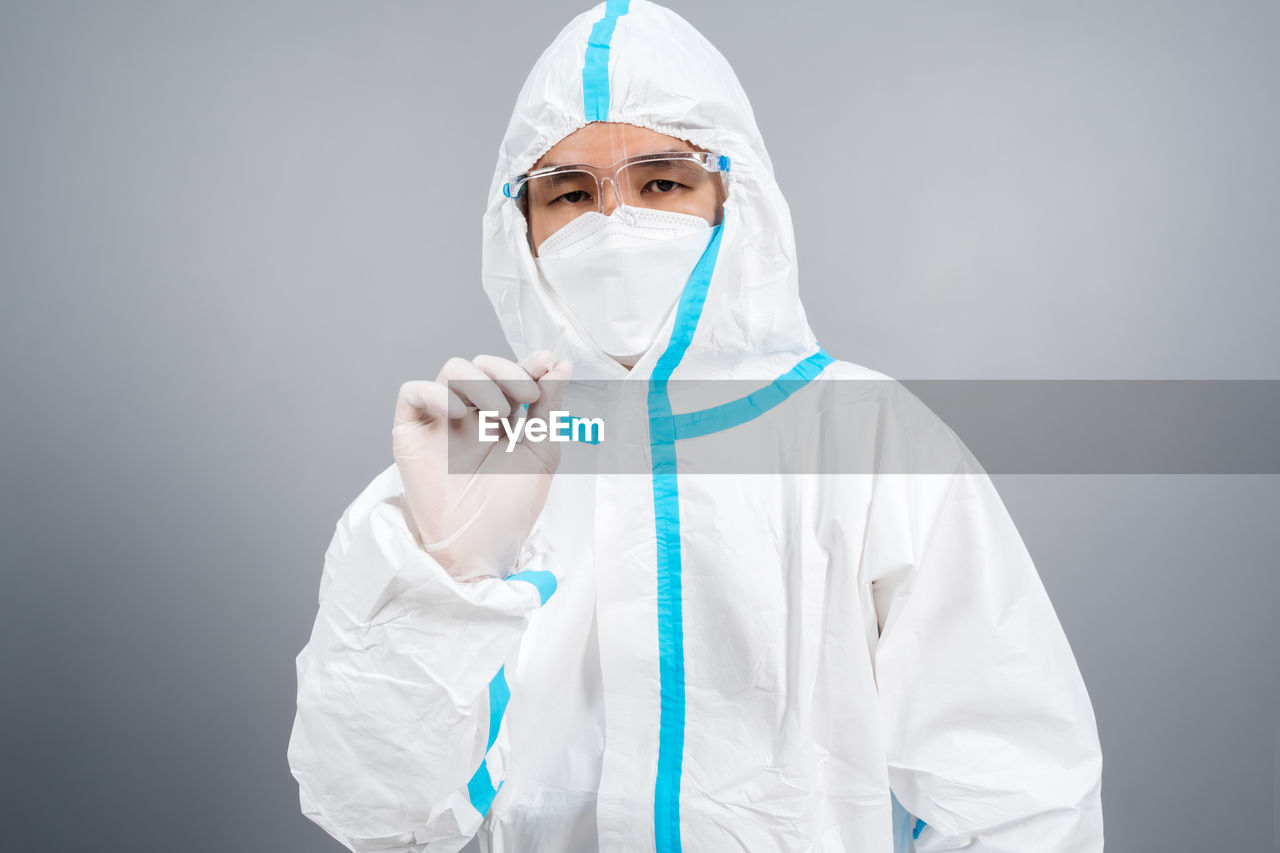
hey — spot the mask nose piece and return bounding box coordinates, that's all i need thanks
[613,201,639,226]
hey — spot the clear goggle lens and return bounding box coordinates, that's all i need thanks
[505,152,729,231]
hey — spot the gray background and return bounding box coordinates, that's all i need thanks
[1,1,1276,851]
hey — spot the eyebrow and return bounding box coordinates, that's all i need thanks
[539,147,695,169]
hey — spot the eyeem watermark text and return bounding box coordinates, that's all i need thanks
[478,410,604,452]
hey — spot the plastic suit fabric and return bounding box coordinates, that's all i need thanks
[286,2,1105,851]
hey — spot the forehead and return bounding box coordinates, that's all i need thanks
[534,122,699,170]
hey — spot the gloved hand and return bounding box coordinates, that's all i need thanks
[392,351,573,582]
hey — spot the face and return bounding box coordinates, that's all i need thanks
[524,122,727,255]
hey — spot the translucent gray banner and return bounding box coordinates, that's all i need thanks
[444,379,1280,475]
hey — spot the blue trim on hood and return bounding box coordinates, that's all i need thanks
[583,0,631,122]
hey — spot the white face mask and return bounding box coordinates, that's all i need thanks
[534,206,714,365]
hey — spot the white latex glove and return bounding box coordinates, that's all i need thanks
[392,351,572,581]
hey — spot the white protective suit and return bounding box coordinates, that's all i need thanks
[287,2,1105,852]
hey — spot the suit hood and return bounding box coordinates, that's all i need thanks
[481,0,819,380]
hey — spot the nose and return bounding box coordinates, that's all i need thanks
[600,178,622,216]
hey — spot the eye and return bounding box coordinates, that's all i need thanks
[644,179,683,193]
[552,189,593,206]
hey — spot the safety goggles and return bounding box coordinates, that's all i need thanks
[504,151,730,229]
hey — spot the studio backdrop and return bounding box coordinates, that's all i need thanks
[0,2,1276,852]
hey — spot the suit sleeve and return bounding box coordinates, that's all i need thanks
[287,464,557,853]
[867,389,1104,853]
